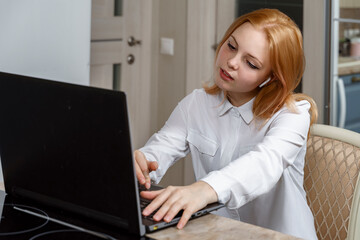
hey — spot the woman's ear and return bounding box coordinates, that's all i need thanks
[259,77,271,88]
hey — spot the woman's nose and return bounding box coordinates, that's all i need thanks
[227,56,239,70]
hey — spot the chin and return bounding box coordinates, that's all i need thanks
[215,78,229,92]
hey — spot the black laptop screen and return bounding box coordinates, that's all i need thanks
[0,72,140,233]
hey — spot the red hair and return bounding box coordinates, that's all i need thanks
[204,9,317,126]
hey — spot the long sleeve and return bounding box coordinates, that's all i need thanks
[201,100,310,209]
[139,99,189,183]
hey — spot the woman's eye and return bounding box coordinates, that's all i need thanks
[227,42,236,50]
[247,61,259,69]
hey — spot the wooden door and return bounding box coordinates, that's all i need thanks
[90,0,153,149]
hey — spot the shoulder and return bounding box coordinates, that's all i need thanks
[278,99,310,116]
[268,100,311,135]
[184,88,216,99]
[179,88,221,108]
[294,99,311,112]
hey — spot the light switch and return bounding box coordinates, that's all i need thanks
[160,37,174,56]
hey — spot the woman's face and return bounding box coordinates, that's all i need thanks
[215,22,272,106]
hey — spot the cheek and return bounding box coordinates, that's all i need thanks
[237,73,264,87]
[215,46,227,66]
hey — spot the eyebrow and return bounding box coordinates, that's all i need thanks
[230,35,264,67]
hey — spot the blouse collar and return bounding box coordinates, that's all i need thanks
[217,92,255,124]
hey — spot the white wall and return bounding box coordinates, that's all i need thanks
[0,0,91,85]
[0,0,91,184]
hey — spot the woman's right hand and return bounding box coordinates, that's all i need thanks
[134,150,158,189]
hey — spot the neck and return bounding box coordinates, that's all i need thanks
[226,90,258,107]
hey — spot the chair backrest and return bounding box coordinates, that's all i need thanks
[304,124,360,240]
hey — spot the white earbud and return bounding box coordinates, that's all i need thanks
[259,77,271,88]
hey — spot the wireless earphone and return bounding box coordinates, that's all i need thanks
[259,77,271,88]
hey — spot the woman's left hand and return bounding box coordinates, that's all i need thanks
[141,181,218,229]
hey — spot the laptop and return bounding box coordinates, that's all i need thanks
[0,72,223,238]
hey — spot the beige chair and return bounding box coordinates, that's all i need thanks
[304,124,360,240]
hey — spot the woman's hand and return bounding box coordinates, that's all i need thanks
[141,181,218,229]
[134,150,158,189]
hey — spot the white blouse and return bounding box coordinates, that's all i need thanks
[140,88,317,240]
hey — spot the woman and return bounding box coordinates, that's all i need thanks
[135,8,318,239]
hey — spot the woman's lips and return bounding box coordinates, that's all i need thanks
[219,68,234,82]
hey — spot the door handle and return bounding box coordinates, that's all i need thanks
[337,78,346,128]
[127,54,135,64]
[127,36,141,46]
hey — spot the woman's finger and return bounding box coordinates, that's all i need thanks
[177,208,193,229]
[143,160,158,189]
[134,160,145,184]
[141,189,167,216]
[140,189,162,200]
[134,150,151,187]
[162,201,185,223]
[148,161,158,172]
[152,189,183,222]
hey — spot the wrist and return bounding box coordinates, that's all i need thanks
[194,181,218,204]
